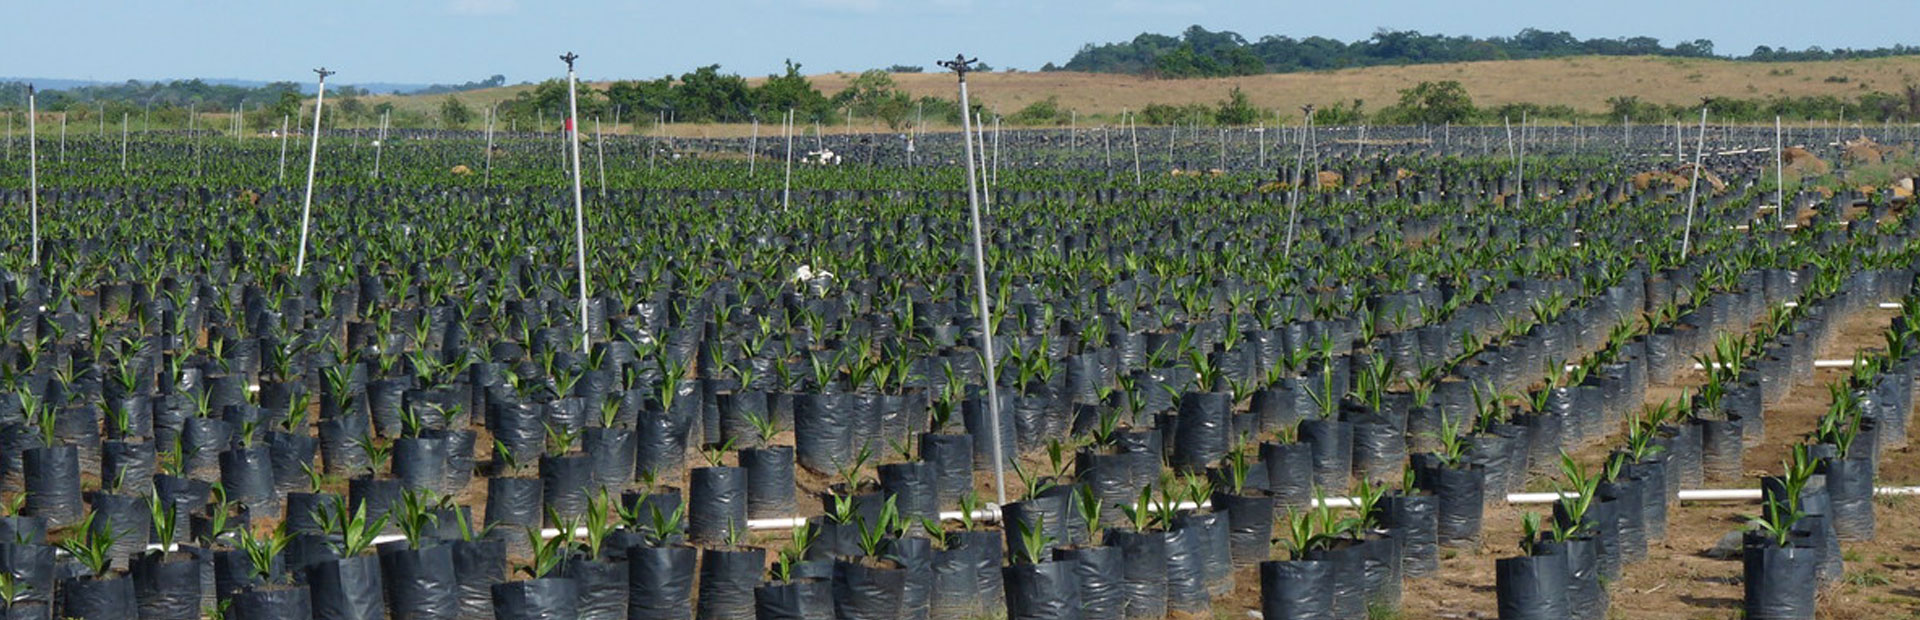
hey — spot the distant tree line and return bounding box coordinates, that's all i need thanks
[0,79,350,131]
[0,79,361,112]
[489,61,973,130]
[1050,26,1917,77]
[406,74,508,96]
[1102,80,1920,128]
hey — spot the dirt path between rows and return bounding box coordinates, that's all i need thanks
[1376,305,1919,619]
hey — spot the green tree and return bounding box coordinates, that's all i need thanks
[606,77,677,122]
[1214,86,1259,125]
[250,90,303,131]
[330,95,367,125]
[835,70,914,129]
[752,60,832,121]
[1153,45,1223,78]
[500,79,608,126]
[441,95,474,128]
[1388,81,1475,124]
[674,65,753,122]
[1009,97,1069,126]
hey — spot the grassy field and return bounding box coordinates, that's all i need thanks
[28,55,1920,137]
[82,53,1881,136]
[814,55,1920,120]
[206,54,1920,136]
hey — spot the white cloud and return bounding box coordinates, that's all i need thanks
[447,0,519,16]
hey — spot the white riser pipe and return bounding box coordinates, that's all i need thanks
[1506,486,1920,504]
[1687,359,1869,370]
[1779,302,1902,309]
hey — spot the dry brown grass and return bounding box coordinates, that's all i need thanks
[804,55,1920,121]
[363,54,1920,136]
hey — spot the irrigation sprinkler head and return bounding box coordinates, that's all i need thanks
[938,54,979,80]
[314,68,335,81]
[560,52,579,70]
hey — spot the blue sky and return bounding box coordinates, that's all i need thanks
[4,0,1911,85]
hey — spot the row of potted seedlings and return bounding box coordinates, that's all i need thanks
[1744,267,1920,618]
[0,137,1883,620]
[1487,196,1918,618]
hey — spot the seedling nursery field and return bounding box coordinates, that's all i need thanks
[0,105,1918,620]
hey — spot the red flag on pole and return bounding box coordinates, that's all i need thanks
[565,117,574,132]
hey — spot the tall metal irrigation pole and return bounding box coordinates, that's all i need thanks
[28,84,39,266]
[1776,115,1786,225]
[295,68,333,277]
[1283,104,1315,262]
[939,54,1008,506]
[276,115,289,182]
[1680,107,1708,259]
[562,52,591,354]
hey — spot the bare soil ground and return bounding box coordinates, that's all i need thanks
[1375,306,1920,620]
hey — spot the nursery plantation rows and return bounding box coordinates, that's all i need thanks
[0,121,1916,620]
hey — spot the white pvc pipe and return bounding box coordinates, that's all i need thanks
[295,69,331,277]
[949,59,1008,506]
[26,84,36,266]
[563,53,590,355]
[1779,302,1902,309]
[1508,486,1920,505]
[1687,359,1866,370]
[1679,107,1708,258]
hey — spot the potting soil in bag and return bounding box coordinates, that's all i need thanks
[1053,545,1123,620]
[1743,544,1817,620]
[1161,525,1210,613]
[1495,553,1568,620]
[1002,560,1081,620]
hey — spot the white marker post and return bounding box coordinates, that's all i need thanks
[28,85,38,266]
[562,52,591,354]
[295,68,333,277]
[991,113,1001,188]
[595,116,607,200]
[748,117,758,178]
[939,54,1007,506]
[1101,121,1111,174]
[484,105,497,187]
[1128,111,1141,187]
[782,108,794,211]
[1284,105,1314,261]
[1214,128,1223,171]
[1680,107,1708,259]
[277,115,289,183]
[372,111,388,180]
[1775,115,1785,225]
[1517,111,1528,201]
[975,112,991,215]
[1675,120,1682,164]
[120,113,129,173]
